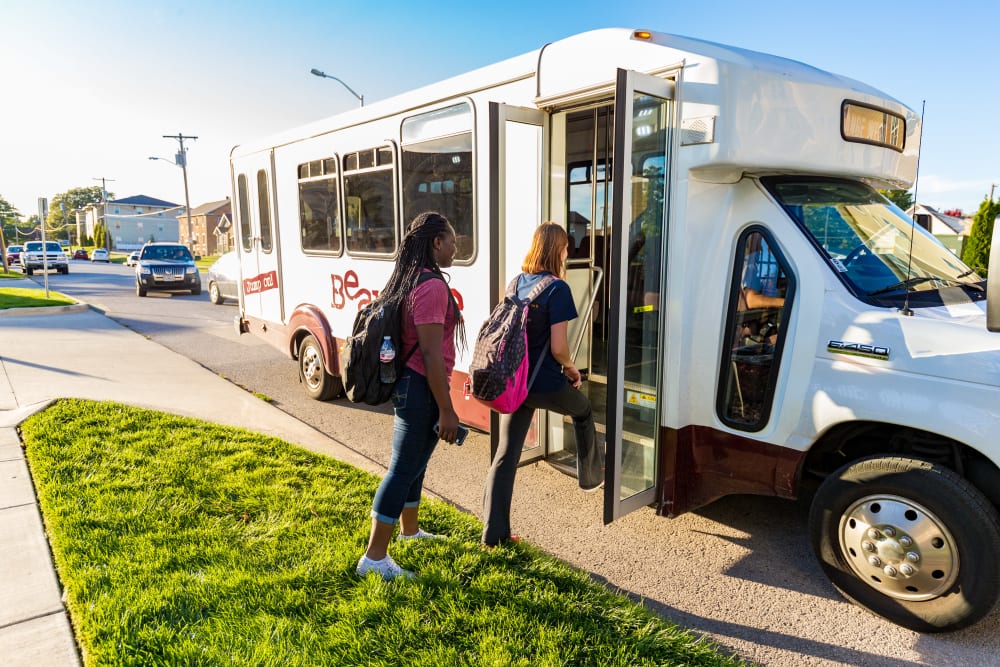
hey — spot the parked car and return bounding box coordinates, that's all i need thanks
[72,248,89,260]
[91,248,110,263]
[135,242,201,297]
[207,251,240,305]
[20,241,69,275]
[5,244,23,266]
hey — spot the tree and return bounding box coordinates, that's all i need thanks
[0,195,24,253]
[44,186,111,244]
[960,196,1000,277]
[878,188,914,211]
[94,221,107,250]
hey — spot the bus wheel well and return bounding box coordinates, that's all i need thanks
[801,421,1000,509]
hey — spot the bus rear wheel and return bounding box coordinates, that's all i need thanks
[809,455,1000,632]
[298,334,342,401]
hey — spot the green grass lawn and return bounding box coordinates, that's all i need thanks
[21,400,745,667]
[0,285,75,309]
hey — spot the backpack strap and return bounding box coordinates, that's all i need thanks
[519,273,559,391]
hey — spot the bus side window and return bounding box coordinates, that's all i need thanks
[400,102,475,262]
[717,228,794,430]
[298,159,342,254]
[237,173,252,253]
[343,147,397,256]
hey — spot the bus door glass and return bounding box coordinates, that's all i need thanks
[547,104,613,478]
[605,69,674,523]
[239,152,283,323]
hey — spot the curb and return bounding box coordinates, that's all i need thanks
[0,303,90,318]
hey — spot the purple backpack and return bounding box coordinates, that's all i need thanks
[469,274,556,413]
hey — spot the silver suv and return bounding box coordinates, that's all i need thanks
[20,241,69,275]
[135,242,201,297]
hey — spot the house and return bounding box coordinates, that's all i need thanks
[80,195,181,250]
[184,199,233,257]
[907,204,971,256]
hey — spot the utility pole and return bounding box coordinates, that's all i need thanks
[93,176,115,252]
[991,183,997,203]
[162,133,198,249]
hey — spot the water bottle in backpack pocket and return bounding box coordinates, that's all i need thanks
[379,336,396,384]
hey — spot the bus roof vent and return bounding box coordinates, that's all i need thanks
[681,116,716,145]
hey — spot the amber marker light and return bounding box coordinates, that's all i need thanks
[633,30,652,40]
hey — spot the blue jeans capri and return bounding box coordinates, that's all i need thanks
[370,367,441,524]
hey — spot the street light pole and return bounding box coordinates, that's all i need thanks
[309,69,364,106]
[160,133,198,250]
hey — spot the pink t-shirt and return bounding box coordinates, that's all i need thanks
[402,272,457,378]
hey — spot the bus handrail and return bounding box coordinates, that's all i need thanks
[572,266,603,362]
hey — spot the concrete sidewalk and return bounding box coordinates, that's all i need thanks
[0,286,385,665]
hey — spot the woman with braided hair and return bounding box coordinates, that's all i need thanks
[357,211,466,580]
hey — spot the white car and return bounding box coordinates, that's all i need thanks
[91,248,110,263]
[125,251,140,267]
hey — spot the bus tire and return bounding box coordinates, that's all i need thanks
[298,334,341,401]
[809,455,1000,632]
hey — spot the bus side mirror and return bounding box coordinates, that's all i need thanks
[987,214,1000,332]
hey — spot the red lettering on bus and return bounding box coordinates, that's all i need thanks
[328,270,461,311]
[243,271,278,295]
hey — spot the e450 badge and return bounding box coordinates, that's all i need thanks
[827,340,890,361]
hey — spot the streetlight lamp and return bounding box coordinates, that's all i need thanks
[310,68,364,106]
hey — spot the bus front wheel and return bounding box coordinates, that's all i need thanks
[809,455,1000,632]
[298,334,342,401]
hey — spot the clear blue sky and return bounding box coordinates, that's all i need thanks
[2,0,997,220]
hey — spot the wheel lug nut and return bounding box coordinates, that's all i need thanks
[862,541,876,552]
[899,536,912,548]
[900,564,915,576]
[883,526,896,537]
[868,556,882,567]
[867,528,881,540]
[883,565,898,577]
[906,552,920,563]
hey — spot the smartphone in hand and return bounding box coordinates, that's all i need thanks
[434,422,469,445]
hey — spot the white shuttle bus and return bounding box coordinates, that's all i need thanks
[230,28,1000,631]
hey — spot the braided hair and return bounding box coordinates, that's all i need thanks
[380,211,466,352]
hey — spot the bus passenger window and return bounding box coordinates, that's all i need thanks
[257,169,273,252]
[298,158,342,254]
[343,146,397,256]
[717,229,794,430]
[237,174,252,253]
[400,102,474,261]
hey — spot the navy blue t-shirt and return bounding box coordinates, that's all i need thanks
[516,272,578,393]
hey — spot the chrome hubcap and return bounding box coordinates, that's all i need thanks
[301,345,322,389]
[839,494,958,601]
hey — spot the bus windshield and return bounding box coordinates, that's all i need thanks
[764,178,981,300]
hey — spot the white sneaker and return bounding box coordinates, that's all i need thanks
[356,554,414,580]
[397,528,442,541]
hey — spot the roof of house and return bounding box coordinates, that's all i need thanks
[191,199,231,216]
[107,195,180,208]
[907,204,972,235]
